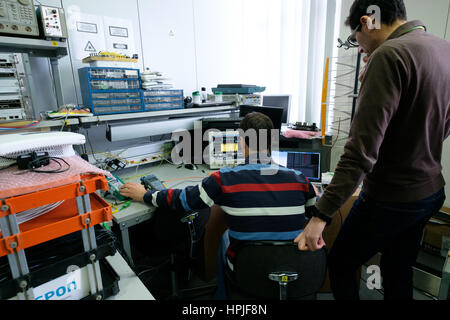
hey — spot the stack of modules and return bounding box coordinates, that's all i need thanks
[212,84,266,95]
[222,94,262,106]
[141,89,184,112]
[79,67,143,115]
[140,70,173,90]
[0,54,33,121]
[79,67,186,114]
[212,85,265,107]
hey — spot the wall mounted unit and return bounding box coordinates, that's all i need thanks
[37,5,68,41]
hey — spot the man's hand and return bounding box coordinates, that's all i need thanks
[294,217,327,251]
[119,183,147,202]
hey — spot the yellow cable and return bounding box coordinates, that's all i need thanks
[111,204,119,214]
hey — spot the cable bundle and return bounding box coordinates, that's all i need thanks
[16,201,64,225]
[141,69,173,90]
[0,115,43,132]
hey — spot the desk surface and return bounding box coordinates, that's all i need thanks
[119,162,212,187]
[79,106,237,124]
[106,253,155,300]
[112,163,213,223]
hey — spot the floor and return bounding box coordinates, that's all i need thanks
[137,264,436,300]
[316,265,435,301]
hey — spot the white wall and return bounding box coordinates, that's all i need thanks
[137,0,197,95]
[403,0,450,39]
[193,0,248,94]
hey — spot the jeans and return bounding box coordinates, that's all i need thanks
[328,188,446,300]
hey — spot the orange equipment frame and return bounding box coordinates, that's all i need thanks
[0,174,112,258]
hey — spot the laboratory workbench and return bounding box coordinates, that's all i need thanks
[111,162,213,267]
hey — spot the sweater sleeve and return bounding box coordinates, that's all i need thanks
[143,172,224,211]
[304,181,319,219]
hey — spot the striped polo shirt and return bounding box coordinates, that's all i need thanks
[143,158,317,271]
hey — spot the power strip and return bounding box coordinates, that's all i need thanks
[88,141,173,170]
[17,152,50,170]
[122,151,168,167]
[89,151,168,169]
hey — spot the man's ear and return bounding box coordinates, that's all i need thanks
[360,15,376,32]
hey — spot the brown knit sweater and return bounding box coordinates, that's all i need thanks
[317,20,450,217]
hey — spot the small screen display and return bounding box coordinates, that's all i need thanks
[208,131,245,168]
[272,151,321,181]
[221,143,238,153]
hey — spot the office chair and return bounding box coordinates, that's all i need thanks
[225,241,327,300]
[132,207,211,300]
[168,211,200,298]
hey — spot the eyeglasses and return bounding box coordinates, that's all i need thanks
[337,23,362,50]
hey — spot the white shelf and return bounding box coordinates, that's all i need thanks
[0,106,238,132]
[78,105,238,124]
[0,36,68,58]
[36,118,79,128]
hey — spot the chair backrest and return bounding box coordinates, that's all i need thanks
[230,241,327,300]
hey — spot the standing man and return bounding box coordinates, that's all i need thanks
[295,0,450,300]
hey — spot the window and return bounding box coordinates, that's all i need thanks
[194,0,341,125]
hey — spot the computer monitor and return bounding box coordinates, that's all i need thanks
[202,117,241,131]
[262,95,291,124]
[208,130,245,169]
[239,105,284,130]
[271,150,321,181]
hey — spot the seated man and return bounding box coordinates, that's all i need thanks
[120,112,319,298]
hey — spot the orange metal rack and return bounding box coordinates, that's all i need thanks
[0,173,113,300]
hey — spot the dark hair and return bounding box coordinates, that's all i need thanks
[239,112,274,153]
[345,0,407,31]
